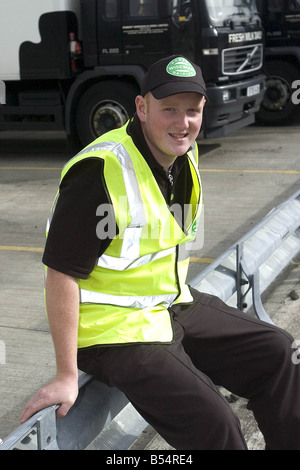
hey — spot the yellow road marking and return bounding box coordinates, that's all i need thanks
[190,257,214,264]
[1,167,299,175]
[0,167,61,170]
[0,245,43,253]
[199,169,300,175]
[0,246,215,262]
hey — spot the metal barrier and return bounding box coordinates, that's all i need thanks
[190,188,300,324]
[0,374,147,450]
[1,189,300,450]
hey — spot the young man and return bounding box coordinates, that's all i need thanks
[20,56,300,449]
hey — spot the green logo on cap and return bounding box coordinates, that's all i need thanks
[166,57,196,78]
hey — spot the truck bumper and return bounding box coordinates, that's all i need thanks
[203,74,266,138]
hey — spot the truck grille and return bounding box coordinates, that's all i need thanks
[222,44,263,76]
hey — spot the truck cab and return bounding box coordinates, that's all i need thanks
[256,0,300,124]
[187,0,265,137]
[75,0,265,143]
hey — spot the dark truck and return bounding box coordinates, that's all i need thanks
[0,0,265,146]
[256,0,300,124]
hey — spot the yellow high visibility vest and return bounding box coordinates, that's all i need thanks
[47,124,202,348]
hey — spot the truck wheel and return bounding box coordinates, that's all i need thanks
[256,61,298,125]
[75,81,138,146]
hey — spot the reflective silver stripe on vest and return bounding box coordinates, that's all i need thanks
[188,143,199,173]
[98,246,176,271]
[46,191,59,234]
[80,289,177,309]
[75,141,147,229]
[75,141,146,228]
[77,142,146,261]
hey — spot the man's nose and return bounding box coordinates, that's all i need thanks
[175,113,189,128]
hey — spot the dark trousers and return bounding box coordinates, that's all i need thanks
[77,289,300,450]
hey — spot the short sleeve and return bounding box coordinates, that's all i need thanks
[42,157,117,279]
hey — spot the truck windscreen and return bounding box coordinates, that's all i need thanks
[205,0,258,27]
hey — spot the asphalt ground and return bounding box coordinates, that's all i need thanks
[0,113,300,445]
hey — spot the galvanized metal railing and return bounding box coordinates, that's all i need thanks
[0,374,146,450]
[1,189,300,450]
[190,189,300,324]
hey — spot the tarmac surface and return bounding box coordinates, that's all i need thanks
[0,115,299,448]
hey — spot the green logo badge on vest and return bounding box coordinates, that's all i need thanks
[166,57,196,78]
[191,219,199,235]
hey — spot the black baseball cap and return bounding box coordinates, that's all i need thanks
[141,55,208,100]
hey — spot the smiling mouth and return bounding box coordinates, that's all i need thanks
[169,133,188,139]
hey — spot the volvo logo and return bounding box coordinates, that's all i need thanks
[247,52,254,64]
[238,46,259,72]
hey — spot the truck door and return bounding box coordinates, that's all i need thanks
[121,0,171,67]
[96,0,123,65]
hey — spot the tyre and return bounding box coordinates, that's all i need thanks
[75,80,138,146]
[256,61,299,125]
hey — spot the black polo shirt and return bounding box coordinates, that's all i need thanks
[43,115,193,279]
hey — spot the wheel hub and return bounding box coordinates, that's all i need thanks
[262,78,290,112]
[91,101,129,137]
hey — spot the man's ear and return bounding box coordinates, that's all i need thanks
[135,95,147,122]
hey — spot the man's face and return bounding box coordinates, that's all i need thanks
[136,92,205,169]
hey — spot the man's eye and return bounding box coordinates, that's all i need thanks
[189,109,202,115]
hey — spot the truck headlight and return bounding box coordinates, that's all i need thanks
[222,90,231,102]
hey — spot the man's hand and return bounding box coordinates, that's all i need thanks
[20,375,78,424]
